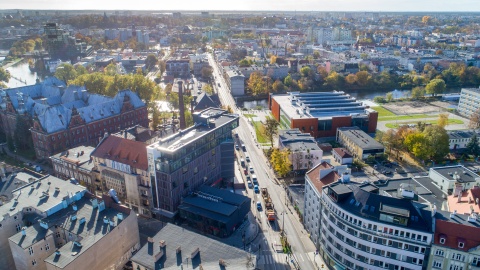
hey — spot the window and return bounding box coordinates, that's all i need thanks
[28,247,34,255]
[433,261,442,268]
[45,243,50,251]
[32,259,37,266]
[435,249,444,256]
[440,237,446,244]
[458,242,465,248]
[15,224,21,232]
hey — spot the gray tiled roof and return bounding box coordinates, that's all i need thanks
[131,224,255,270]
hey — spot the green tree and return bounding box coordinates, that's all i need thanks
[238,58,252,67]
[423,125,449,161]
[263,117,280,148]
[272,80,286,93]
[355,71,371,87]
[411,86,425,100]
[74,65,88,76]
[465,134,480,156]
[324,71,344,89]
[425,78,446,96]
[386,92,394,102]
[151,104,161,130]
[201,67,213,79]
[300,66,312,77]
[0,67,11,84]
[145,54,158,71]
[284,74,293,87]
[373,96,386,104]
[404,132,431,161]
[54,63,77,83]
[203,84,214,95]
[104,63,118,76]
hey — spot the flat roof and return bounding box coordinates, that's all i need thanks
[431,166,479,183]
[271,91,370,120]
[131,224,255,270]
[148,108,238,152]
[50,145,95,165]
[338,127,384,150]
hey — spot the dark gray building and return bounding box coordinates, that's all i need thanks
[179,185,250,237]
[147,108,239,218]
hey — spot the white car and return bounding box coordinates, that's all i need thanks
[249,166,254,173]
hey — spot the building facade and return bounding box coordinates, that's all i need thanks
[278,129,323,172]
[306,181,433,270]
[0,78,148,160]
[336,127,385,160]
[165,58,190,77]
[457,88,480,118]
[429,166,480,195]
[147,108,239,218]
[226,70,245,96]
[92,135,153,217]
[50,145,96,192]
[270,92,378,138]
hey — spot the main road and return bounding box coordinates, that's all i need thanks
[208,53,317,270]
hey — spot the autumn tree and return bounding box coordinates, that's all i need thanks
[411,86,425,100]
[345,74,356,85]
[201,66,213,79]
[203,84,214,95]
[0,67,10,87]
[405,131,431,161]
[270,148,292,177]
[425,78,446,96]
[438,113,449,128]
[145,54,158,71]
[272,79,286,93]
[270,55,277,64]
[469,108,480,129]
[247,71,268,96]
[423,125,449,161]
[355,71,371,87]
[324,71,344,89]
[263,117,280,148]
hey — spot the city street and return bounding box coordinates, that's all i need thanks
[208,53,318,270]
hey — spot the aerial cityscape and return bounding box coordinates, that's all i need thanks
[1,5,480,270]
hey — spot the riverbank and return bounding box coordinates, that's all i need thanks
[1,57,23,69]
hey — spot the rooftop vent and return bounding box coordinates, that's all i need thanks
[159,240,166,248]
[79,217,86,224]
[117,213,123,221]
[71,215,77,221]
[176,246,181,254]
[103,216,109,224]
[55,250,61,256]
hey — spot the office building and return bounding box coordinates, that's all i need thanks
[44,23,93,61]
[131,224,256,270]
[147,108,239,218]
[178,186,250,237]
[304,178,433,270]
[336,127,385,160]
[270,92,378,138]
[165,58,190,78]
[0,77,148,159]
[429,165,480,195]
[448,130,480,150]
[457,88,480,118]
[226,70,245,96]
[92,135,153,217]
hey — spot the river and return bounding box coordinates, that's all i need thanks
[4,61,41,88]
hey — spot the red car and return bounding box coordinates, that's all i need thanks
[244,169,248,175]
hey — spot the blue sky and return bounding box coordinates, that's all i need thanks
[1,0,479,11]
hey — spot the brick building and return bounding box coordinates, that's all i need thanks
[269,91,378,138]
[0,77,148,159]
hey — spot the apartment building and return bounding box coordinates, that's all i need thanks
[50,145,96,192]
[165,58,190,77]
[0,175,139,270]
[278,129,323,172]
[429,165,480,195]
[457,88,480,118]
[91,135,153,217]
[147,108,239,218]
[304,177,433,270]
[226,70,245,96]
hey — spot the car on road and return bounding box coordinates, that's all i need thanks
[240,158,245,167]
[245,155,250,162]
[242,144,246,151]
[254,185,259,193]
[244,169,248,175]
[257,201,262,210]
[235,144,239,150]
[235,133,239,138]
[249,165,254,173]
[247,180,253,189]
[251,174,258,184]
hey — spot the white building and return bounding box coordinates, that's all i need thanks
[448,130,480,150]
[226,70,245,96]
[458,88,480,118]
[304,177,433,270]
[278,129,323,172]
[429,165,480,195]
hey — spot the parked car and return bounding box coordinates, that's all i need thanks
[249,166,254,173]
[245,155,250,162]
[257,201,262,210]
[254,185,259,193]
[235,144,239,150]
[247,180,253,189]
[244,169,248,175]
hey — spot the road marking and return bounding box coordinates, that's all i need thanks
[298,253,304,261]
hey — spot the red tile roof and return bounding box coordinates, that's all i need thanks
[333,148,353,159]
[434,219,480,251]
[306,162,340,193]
[92,135,148,171]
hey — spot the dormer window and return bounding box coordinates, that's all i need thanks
[458,239,465,248]
[439,236,446,244]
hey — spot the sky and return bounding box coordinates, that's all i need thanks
[1,0,480,12]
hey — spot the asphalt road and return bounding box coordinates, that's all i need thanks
[208,53,316,270]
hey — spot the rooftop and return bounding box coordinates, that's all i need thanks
[0,175,86,223]
[306,162,340,194]
[50,145,95,167]
[112,125,160,143]
[338,127,385,150]
[42,196,131,268]
[0,171,39,202]
[447,187,480,215]
[430,165,480,183]
[271,91,372,120]
[433,210,480,251]
[332,148,352,159]
[148,108,238,153]
[131,223,255,270]
[448,130,479,140]
[92,135,148,171]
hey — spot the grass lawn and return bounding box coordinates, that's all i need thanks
[385,119,464,128]
[372,106,396,117]
[244,115,268,143]
[379,114,438,121]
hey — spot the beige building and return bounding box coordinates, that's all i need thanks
[336,127,384,160]
[50,145,97,192]
[92,135,153,217]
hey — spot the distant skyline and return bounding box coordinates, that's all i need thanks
[1,0,480,12]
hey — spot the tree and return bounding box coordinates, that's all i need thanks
[54,63,77,83]
[201,67,213,79]
[238,58,252,67]
[405,132,431,161]
[104,63,117,76]
[151,104,161,130]
[0,67,10,83]
[324,71,344,89]
[355,71,371,87]
[203,84,214,95]
[465,134,480,156]
[270,148,292,177]
[158,60,166,75]
[74,65,88,76]
[411,86,425,100]
[270,55,277,64]
[360,53,369,60]
[386,92,394,102]
[423,125,449,161]
[422,16,432,25]
[263,117,280,148]
[469,108,480,129]
[373,96,386,104]
[145,54,158,71]
[438,113,449,128]
[284,74,293,87]
[345,74,356,85]
[300,66,312,77]
[272,80,286,93]
[247,71,268,96]
[425,78,446,96]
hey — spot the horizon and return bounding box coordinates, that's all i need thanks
[1,0,480,12]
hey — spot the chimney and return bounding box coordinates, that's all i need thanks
[177,81,186,130]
